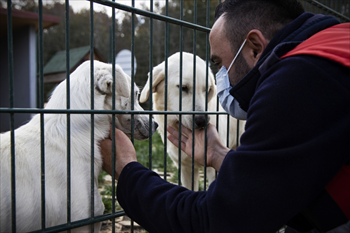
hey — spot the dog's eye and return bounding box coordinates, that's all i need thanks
[135,91,140,100]
[176,85,189,93]
[180,86,189,93]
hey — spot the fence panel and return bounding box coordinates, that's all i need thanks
[0,0,349,232]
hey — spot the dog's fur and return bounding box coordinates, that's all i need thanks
[140,52,245,190]
[0,60,157,232]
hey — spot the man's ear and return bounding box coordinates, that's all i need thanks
[245,29,268,67]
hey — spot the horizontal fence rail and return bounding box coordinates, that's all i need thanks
[91,0,211,32]
[304,0,350,22]
[0,108,233,115]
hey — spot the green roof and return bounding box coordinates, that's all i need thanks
[43,46,91,74]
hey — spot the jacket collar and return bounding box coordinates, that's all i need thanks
[229,13,340,112]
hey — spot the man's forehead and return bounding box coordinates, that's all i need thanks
[210,15,226,37]
[210,15,230,60]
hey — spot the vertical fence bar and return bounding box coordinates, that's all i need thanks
[203,0,211,191]
[215,0,221,141]
[335,0,338,15]
[236,120,240,147]
[131,0,136,142]
[130,1,136,232]
[226,115,230,147]
[191,0,198,191]
[215,0,221,181]
[89,1,95,231]
[178,0,184,187]
[7,0,16,231]
[163,0,169,184]
[37,3,44,108]
[109,26,112,63]
[148,0,154,170]
[111,1,116,233]
[37,0,46,230]
[64,0,71,230]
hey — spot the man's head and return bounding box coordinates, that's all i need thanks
[210,0,304,86]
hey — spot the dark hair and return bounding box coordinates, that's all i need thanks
[214,0,305,53]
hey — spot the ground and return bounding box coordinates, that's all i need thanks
[100,216,145,233]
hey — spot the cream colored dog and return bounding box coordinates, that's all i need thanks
[0,60,157,232]
[140,52,245,191]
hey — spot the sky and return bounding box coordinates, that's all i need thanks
[59,0,163,17]
[1,0,165,17]
[68,0,112,14]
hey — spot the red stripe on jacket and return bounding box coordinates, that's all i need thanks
[281,22,350,220]
[281,23,350,67]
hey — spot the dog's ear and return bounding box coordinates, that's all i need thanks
[95,69,113,95]
[140,62,165,103]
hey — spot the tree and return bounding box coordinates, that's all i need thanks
[41,3,115,65]
[132,0,219,101]
[5,0,347,107]
[1,0,38,10]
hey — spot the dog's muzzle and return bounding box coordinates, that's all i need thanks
[152,121,159,132]
[194,114,210,129]
[135,118,158,138]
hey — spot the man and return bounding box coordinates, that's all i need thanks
[101,0,350,232]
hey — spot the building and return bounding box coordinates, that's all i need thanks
[43,45,105,84]
[0,8,59,132]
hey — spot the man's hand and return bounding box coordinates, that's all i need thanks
[167,123,229,172]
[100,127,137,180]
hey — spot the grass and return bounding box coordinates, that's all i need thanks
[133,132,175,171]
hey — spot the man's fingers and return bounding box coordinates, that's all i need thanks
[167,124,191,139]
[167,125,179,139]
[167,125,188,140]
[178,124,192,136]
[167,134,186,150]
[167,134,179,146]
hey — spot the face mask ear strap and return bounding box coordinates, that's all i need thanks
[226,38,247,74]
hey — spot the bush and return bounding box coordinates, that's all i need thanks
[134,132,175,171]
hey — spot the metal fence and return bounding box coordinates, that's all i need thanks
[1,0,349,232]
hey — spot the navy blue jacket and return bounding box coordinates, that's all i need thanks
[117,13,350,233]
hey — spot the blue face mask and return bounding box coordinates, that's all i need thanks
[216,39,247,120]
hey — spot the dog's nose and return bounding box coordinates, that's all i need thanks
[194,115,209,128]
[154,121,159,130]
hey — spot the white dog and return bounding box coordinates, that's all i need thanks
[140,52,245,191]
[0,60,157,232]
